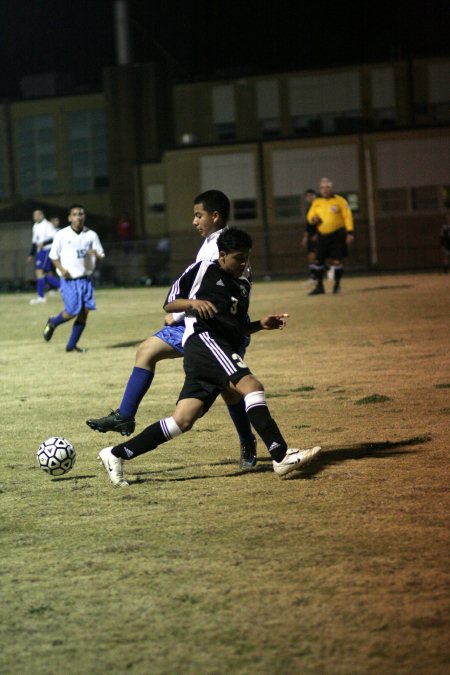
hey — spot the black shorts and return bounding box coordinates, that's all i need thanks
[306,237,317,254]
[317,228,348,263]
[178,332,252,413]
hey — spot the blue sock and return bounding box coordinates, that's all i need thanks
[37,278,45,297]
[67,322,85,350]
[119,367,154,418]
[50,312,67,327]
[46,274,60,289]
[227,399,255,444]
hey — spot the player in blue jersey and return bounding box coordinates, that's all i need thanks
[42,204,105,352]
[27,209,60,304]
[87,190,258,469]
[97,227,321,487]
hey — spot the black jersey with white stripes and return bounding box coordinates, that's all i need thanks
[164,260,251,350]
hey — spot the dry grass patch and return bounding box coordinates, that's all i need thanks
[0,273,449,674]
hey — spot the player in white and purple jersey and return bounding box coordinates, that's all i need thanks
[87,190,258,469]
[97,227,321,487]
[26,209,60,304]
[42,204,105,353]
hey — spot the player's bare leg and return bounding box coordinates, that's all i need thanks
[229,375,321,476]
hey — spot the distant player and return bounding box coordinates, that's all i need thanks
[43,204,105,352]
[27,209,60,304]
[306,177,354,295]
[87,189,258,469]
[98,227,322,487]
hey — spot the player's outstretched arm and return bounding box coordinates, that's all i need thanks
[247,314,289,334]
[164,298,218,319]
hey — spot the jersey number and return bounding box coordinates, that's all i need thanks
[230,297,238,315]
[232,353,247,369]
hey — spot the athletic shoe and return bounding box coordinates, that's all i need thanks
[87,409,136,436]
[30,296,46,304]
[333,284,341,294]
[43,318,55,342]
[98,447,129,487]
[308,285,325,296]
[66,346,88,353]
[240,437,257,469]
[273,446,322,477]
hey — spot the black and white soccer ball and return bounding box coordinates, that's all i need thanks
[37,437,76,476]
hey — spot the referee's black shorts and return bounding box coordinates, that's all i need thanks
[317,227,348,263]
[178,332,252,414]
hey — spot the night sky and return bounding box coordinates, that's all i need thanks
[0,0,448,99]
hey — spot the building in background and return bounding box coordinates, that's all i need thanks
[0,56,449,285]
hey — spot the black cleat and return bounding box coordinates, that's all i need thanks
[240,437,257,469]
[86,409,136,436]
[66,346,88,352]
[308,285,325,296]
[43,318,55,342]
[333,284,341,294]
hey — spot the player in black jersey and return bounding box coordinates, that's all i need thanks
[98,228,321,486]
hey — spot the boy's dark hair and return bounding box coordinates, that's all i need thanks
[68,203,84,213]
[194,190,230,223]
[305,189,317,195]
[217,227,252,253]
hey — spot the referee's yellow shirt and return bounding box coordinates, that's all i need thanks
[307,194,354,235]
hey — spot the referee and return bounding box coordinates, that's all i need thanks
[306,177,354,295]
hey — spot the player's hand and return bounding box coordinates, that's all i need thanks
[346,234,354,245]
[190,299,218,319]
[260,314,289,330]
[26,255,33,263]
[312,217,322,225]
[61,268,71,280]
[164,313,176,326]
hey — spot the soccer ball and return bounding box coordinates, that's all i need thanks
[37,437,76,476]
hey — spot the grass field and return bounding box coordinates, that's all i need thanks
[1,273,449,674]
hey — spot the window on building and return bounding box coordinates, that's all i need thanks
[378,188,408,212]
[146,184,165,214]
[411,186,439,210]
[256,80,281,138]
[201,153,257,223]
[15,115,57,196]
[232,198,257,220]
[69,110,108,192]
[274,195,301,219]
[212,86,236,141]
[341,192,360,213]
[215,122,237,141]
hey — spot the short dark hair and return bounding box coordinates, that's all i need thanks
[217,227,252,253]
[68,203,84,213]
[305,189,317,195]
[193,190,230,223]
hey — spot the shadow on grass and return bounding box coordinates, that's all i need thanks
[359,284,412,293]
[289,434,432,480]
[108,340,144,349]
[128,435,432,484]
[51,474,97,482]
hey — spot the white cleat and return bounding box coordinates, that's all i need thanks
[98,446,129,487]
[30,296,47,304]
[273,446,322,477]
